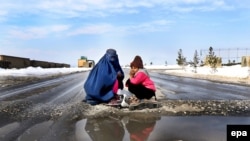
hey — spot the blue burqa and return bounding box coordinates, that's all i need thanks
[84,49,124,105]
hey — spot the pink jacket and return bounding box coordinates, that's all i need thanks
[129,69,156,91]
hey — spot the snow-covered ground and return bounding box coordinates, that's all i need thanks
[158,65,250,85]
[0,65,249,78]
[0,67,91,77]
[151,65,250,79]
[0,67,91,88]
[0,65,250,87]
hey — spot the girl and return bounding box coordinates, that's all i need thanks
[126,56,156,100]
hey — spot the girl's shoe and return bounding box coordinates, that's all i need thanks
[129,98,161,110]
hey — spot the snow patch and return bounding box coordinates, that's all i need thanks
[0,67,91,77]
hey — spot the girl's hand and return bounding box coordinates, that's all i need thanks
[129,70,135,78]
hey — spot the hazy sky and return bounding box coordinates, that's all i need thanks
[1,0,250,67]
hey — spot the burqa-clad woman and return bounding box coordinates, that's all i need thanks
[84,49,124,105]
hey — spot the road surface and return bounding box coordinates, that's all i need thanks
[0,70,250,141]
[151,72,250,100]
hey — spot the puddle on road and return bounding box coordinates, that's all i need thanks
[17,121,54,141]
[0,122,20,138]
[75,116,250,141]
[2,116,250,141]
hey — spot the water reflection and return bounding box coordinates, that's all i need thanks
[78,116,250,141]
[150,116,250,141]
[82,115,160,141]
[125,117,157,141]
[85,117,125,141]
[1,115,249,141]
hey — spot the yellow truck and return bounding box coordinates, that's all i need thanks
[78,56,95,68]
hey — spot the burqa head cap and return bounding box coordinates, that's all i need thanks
[106,48,118,62]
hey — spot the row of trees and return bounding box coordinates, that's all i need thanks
[176,47,218,73]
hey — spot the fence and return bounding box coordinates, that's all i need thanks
[200,48,250,64]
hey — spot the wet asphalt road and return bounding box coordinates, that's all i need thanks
[0,70,250,141]
[0,72,88,141]
[1,70,250,104]
[150,72,250,100]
